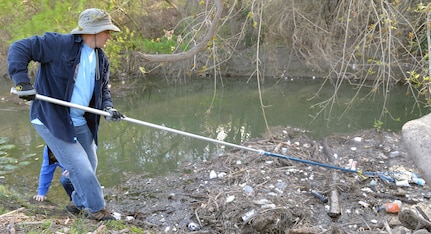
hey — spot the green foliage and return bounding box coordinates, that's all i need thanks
[2,0,88,41]
[0,136,21,175]
[105,220,146,233]
[105,26,139,73]
[142,36,177,54]
[0,184,24,214]
[373,119,384,130]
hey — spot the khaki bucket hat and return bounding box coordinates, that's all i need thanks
[71,8,120,34]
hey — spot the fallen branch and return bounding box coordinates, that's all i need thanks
[0,207,25,218]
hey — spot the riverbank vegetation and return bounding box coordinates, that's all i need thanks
[0,0,430,124]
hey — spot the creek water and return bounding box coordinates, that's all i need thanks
[0,76,427,204]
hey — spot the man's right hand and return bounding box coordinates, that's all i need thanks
[15,82,36,101]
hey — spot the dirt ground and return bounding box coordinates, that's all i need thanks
[1,126,431,233]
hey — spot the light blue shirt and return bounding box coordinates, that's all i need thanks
[70,44,96,126]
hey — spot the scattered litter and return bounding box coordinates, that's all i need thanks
[209,170,217,179]
[411,177,425,186]
[218,172,227,178]
[243,185,254,196]
[378,174,395,183]
[353,137,362,142]
[377,200,402,213]
[395,180,410,187]
[187,222,200,231]
[112,211,121,220]
[310,190,328,203]
[358,201,370,208]
[226,195,235,203]
[346,159,357,170]
[242,209,256,222]
[253,199,272,205]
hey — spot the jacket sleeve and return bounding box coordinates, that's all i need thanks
[7,33,62,85]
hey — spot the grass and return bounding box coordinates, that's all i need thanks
[0,184,149,233]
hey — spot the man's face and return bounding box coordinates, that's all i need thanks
[95,31,111,48]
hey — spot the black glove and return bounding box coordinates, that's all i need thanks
[15,82,36,101]
[104,107,124,122]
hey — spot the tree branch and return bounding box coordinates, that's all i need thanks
[138,0,223,63]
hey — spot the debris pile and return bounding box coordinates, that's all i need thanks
[107,127,431,233]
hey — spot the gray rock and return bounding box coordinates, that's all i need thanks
[401,114,431,184]
[413,229,431,234]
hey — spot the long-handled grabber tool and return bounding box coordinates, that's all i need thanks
[10,88,373,177]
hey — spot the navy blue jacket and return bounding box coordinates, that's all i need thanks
[8,32,113,144]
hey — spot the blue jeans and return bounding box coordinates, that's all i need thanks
[33,124,105,212]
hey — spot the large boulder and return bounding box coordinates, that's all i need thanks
[402,113,431,184]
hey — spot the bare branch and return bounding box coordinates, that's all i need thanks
[138,0,223,63]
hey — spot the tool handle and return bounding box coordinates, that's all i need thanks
[10,87,110,117]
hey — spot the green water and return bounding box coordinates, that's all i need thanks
[0,76,427,203]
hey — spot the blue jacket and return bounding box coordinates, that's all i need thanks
[8,33,113,144]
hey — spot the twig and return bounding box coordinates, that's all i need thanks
[383,220,392,234]
[0,207,25,218]
[18,221,44,225]
[92,224,106,234]
[416,206,431,222]
[427,6,431,79]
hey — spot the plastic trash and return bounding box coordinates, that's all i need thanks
[243,185,254,196]
[411,177,426,186]
[187,222,200,231]
[378,174,395,183]
[395,180,410,187]
[310,190,328,203]
[377,200,402,213]
[242,209,256,222]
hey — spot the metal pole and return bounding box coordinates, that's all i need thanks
[10,87,371,176]
[10,87,262,154]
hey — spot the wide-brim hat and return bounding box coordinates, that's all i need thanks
[71,8,120,35]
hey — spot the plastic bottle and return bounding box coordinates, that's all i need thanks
[411,177,426,186]
[377,200,402,213]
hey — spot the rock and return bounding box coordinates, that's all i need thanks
[398,208,431,231]
[401,114,431,184]
[413,229,431,234]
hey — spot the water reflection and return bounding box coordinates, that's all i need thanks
[0,76,427,204]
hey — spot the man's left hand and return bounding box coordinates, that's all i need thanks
[104,107,124,122]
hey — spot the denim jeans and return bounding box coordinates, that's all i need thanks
[33,123,105,212]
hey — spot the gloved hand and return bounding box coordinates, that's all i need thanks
[15,82,36,101]
[104,107,124,122]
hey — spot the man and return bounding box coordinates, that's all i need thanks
[8,8,124,221]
